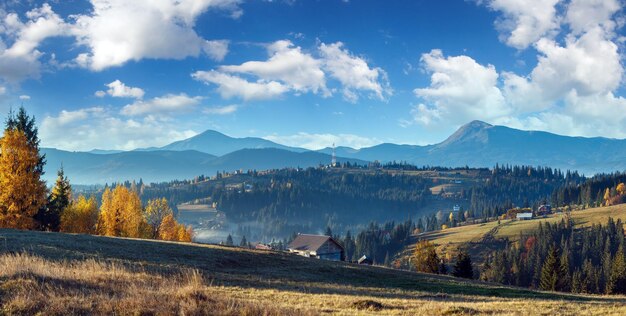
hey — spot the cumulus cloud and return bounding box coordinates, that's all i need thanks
[264,132,380,150]
[70,0,241,70]
[319,42,391,102]
[0,86,5,95]
[220,40,329,95]
[411,49,509,125]
[0,4,69,83]
[18,94,29,100]
[121,93,202,116]
[40,107,197,151]
[96,80,145,99]
[203,104,239,115]
[565,0,622,34]
[195,40,389,102]
[484,0,561,49]
[192,70,289,100]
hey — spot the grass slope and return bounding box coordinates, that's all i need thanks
[1,229,626,315]
[409,204,626,264]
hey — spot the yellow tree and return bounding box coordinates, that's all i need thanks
[412,240,440,274]
[617,183,626,196]
[604,188,612,206]
[0,129,47,229]
[98,185,148,238]
[158,214,178,241]
[60,195,99,234]
[144,198,173,238]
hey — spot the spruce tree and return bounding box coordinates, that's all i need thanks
[225,234,234,246]
[37,168,71,231]
[5,107,45,174]
[240,235,248,247]
[540,246,562,291]
[452,250,474,279]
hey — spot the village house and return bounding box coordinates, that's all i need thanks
[516,212,533,220]
[287,234,345,261]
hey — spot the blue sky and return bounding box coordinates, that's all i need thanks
[0,0,624,151]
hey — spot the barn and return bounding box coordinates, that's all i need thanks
[287,234,345,261]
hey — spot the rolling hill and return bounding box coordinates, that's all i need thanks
[402,204,626,265]
[2,229,624,315]
[43,147,365,184]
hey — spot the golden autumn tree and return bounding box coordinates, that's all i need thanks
[98,185,149,238]
[144,198,173,238]
[412,240,440,274]
[617,183,626,196]
[60,195,99,234]
[158,214,178,241]
[0,129,47,229]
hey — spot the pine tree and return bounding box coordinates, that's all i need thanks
[452,250,474,279]
[37,168,71,231]
[4,107,45,174]
[240,235,248,247]
[325,226,333,237]
[0,129,47,229]
[540,246,562,291]
[607,242,626,294]
[226,234,234,246]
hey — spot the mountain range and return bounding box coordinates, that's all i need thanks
[43,120,626,184]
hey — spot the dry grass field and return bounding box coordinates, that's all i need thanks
[2,229,626,315]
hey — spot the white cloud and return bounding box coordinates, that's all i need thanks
[192,70,289,101]
[412,49,509,125]
[196,40,390,102]
[99,80,145,99]
[319,42,391,102]
[484,0,561,49]
[264,132,380,150]
[0,86,5,95]
[41,107,197,151]
[94,90,106,97]
[0,4,69,83]
[220,40,329,95]
[565,0,621,34]
[203,104,238,115]
[18,94,29,100]
[71,0,241,71]
[121,93,202,116]
[203,40,229,62]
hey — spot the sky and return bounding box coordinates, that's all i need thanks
[0,0,624,152]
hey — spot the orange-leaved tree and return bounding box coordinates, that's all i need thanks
[0,129,47,229]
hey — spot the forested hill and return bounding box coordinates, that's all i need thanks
[135,164,583,240]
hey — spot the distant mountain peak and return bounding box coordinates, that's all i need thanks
[438,120,493,148]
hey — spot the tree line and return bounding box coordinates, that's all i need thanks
[0,107,191,242]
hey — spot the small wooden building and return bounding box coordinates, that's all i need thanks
[357,255,373,265]
[287,234,345,261]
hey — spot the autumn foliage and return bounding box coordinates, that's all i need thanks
[0,129,47,229]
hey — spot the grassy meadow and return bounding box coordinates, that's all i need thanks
[2,229,626,315]
[408,204,626,264]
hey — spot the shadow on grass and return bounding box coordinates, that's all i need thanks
[1,229,625,304]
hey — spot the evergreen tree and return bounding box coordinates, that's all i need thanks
[325,226,333,237]
[226,234,234,246]
[452,250,474,279]
[607,243,626,294]
[5,107,45,174]
[37,168,71,231]
[240,235,248,247]
[539,246,561,291]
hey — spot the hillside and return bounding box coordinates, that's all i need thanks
[405,204,626,264]
[2,229,625,315]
